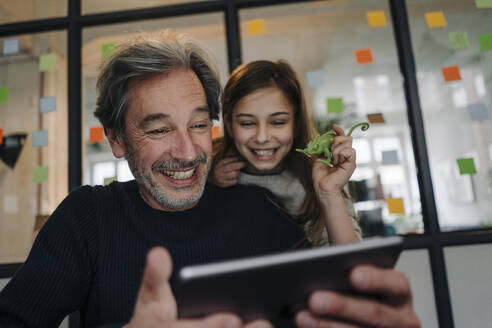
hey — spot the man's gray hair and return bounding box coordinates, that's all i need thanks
[94,30,221,138]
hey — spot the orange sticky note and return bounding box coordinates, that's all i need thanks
[387,198,405,215]
[0,128,3,145]
[212,125,221,139]
[355,48,374,64]
[442,66,461,82]
[367,113,385,124]
[247,19,265,36]
[89,126,104,144]
[367,11,387,27]
[425,11,447,28]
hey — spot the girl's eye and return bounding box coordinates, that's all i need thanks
[271,121,286,125]
[239,121,255,126]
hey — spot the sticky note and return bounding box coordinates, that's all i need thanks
[327,98,343,113]
[367,113,385,124]
[457,158,477,175]
[39,54,56,72]
[89,126,104,144]
[33,166,49,183]
[39,96,56,113]
[0,128,3,145]
[387,198,405,215]
[382,150,399,165]
[425,11,447,28]
[476,0,492,8]
[32,130,48,147]
[355,48,374,64]
[306,70,324,88]
[0,87,8,104]
[367,11,387,27]
[212,125,221,139]
[449,32,470,50]
[442,66,461,82]
[102,42,116,59]
[2,38,19,55]
[247,19,265,36]
[468,103,489,121]
[479,34,492,51]
[104,176,117,186]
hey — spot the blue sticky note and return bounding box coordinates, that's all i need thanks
[40,96,56,113]
[306,70,324,88]
[32,130,48,147]
[381,150,399,165]
[2,38,19,55]
[468,103,489,121]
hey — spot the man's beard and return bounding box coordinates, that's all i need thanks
[124,139,211,210]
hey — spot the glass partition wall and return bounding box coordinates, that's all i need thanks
[1,1,492,327]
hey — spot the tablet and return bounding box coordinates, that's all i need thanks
[175,236,403,324]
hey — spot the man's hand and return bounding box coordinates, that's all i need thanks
[124,247,272,328]
[295,265,421,328]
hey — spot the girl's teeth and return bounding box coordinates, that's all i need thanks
[163,168,195,179]
[255,150,274,155]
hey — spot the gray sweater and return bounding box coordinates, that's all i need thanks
[238,170,362,245]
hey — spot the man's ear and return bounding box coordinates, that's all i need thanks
[106,128,127,158]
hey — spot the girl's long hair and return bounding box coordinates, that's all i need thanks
[214,60,325,245]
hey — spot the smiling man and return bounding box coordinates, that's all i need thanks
[0,30,420,328]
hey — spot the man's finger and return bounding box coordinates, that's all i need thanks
[350,265,411,297]
[138,247,177,319]
[170,313,243,328]
[295,310,358,328]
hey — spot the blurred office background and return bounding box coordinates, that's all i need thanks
[0,0,491,327]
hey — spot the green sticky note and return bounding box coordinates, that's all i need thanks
[476,0,492,8]
[33,166,49,183]
[39,54,56,72]
[327,98,344,113]
[449,32,470,50]
[102,42,116,59]
[457,158,477,175]
[479,34,492,51]
[104,176,117,186]
[0,87,8,104]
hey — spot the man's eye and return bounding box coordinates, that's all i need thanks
[191,123,209,129]
[148,129,169,135]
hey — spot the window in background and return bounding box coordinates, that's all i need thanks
[82,0,209,15]
[239,0,423,236]
[406,0,492,231]
[0,0,66,24]
[81,13,228,186]
[0,31,68,263]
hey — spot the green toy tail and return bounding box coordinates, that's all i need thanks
[346,122,370,136]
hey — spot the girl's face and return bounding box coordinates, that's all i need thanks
[226,86,295,174]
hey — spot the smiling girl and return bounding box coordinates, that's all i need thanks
[210,60,361,246]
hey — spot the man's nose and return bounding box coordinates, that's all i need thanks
[170,130,198,162]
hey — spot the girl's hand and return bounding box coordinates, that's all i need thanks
[312,124,356,199]
[209,157,246,188]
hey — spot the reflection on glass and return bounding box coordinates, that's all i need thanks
[82,13,227,186]
[240,0,423,236]
[406,0,492,231]
[0,0,66,24]
[82,0,209,15]
[0,31,67,263]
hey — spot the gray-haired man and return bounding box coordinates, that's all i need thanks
[0,31,420,328]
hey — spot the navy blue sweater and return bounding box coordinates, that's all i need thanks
[0,181,306,327]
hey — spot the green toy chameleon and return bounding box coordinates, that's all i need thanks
[296,122,370,167]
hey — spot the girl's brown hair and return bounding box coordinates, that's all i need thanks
[214,60,325,245]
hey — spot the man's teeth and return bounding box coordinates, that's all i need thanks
[163,168,195,179]
[254,149,274,156]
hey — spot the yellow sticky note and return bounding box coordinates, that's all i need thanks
[39,54,56,72]
[367,11,387,27]
[425,11,447,28]
[387,198,405,215]
[247,19,265,36]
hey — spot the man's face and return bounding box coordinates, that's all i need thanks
[110,69,213,211]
